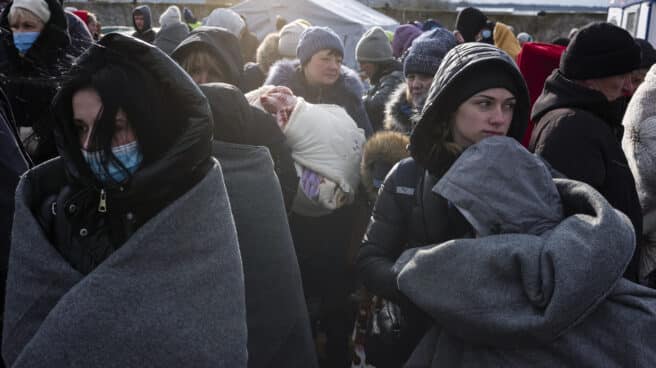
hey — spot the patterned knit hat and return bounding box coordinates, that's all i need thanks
[296,26,344,65]
[403,27,457,76]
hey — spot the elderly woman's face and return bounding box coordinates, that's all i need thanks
[9,9,44,33]
[451,88,515,148]
[406,73,433,108]
[304,49,342,86]
[72,88,136,150]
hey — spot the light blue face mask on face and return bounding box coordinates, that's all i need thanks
[13,32,40,54]
[81,141,143,183]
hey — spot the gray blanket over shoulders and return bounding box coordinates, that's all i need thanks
[214,141,318,368]
[395,137,656,367]
[3,159,248,367]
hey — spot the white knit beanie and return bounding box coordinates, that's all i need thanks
[159,5,181,28]
[278,19,310,58]
[205,8,245,38]
[11,0,50,24]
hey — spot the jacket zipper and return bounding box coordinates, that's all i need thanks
[98,189,107,213]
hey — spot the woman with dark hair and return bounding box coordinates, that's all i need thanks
[356,42,529,367]
[2,34,247,367]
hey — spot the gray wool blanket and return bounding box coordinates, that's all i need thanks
[396,137,656,367]
[3,160,248,368]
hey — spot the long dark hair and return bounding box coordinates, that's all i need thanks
[53,51,185,184]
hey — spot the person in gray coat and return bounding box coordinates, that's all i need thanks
[395,136,656,367]
[2,34,247,367]
[154,5,189,55]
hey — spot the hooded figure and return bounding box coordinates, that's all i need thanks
[396,136,656,367]
[154,5,189,55]
[171,26,245,90]
[131,5,155,43]
[0,0,75,163]
[623,64,656,287]
[357,43,529,366]
[2,34,247,367]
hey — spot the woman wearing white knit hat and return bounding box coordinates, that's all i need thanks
[0,0,74,163]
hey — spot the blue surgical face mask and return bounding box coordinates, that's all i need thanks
[13,32,40,54]
[81,141,143,183]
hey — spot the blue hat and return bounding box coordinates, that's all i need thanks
[403,27,457,77]
[296,26,344,64]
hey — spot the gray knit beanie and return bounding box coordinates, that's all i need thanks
[356,26,393,62]
[296,26,344,65]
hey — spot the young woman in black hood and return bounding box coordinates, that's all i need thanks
[3,34,247,367]
[356,42,529,367]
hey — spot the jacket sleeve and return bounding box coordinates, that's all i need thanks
[364,74,402,131]
[532,113,606,190]
[356,163,409,302]
[350,99,374,138]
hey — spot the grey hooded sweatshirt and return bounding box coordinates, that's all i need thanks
[395,136,656,367]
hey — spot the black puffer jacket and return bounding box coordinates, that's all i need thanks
[265,59,373,137]
[42,34,213,275]
[200,82,298,210]
[0,0,74,163]
[529,70,643,281]
[357,43,528,364]
[364,60,404,132]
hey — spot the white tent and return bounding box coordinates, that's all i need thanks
[231,0,399,68]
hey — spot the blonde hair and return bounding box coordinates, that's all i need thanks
[8,7,44,27]
[180,50,225,81]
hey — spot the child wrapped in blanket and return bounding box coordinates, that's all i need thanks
[247,86,366,216]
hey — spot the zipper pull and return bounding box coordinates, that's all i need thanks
[98,189,107,213]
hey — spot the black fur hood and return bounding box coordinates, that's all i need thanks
[383,82,415,134]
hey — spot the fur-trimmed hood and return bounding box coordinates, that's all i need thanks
[383,82,415,133]
[360,131,410,201]
[265,59,365,100]
[256,33,282,74]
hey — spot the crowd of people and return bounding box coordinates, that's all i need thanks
[1,0,656,367]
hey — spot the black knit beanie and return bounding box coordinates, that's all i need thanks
[560,22,641,80]
[455,7,487,43]
[635,38,656,69]
[439,65,519,121]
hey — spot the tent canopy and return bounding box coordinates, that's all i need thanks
[232,0,399,68]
